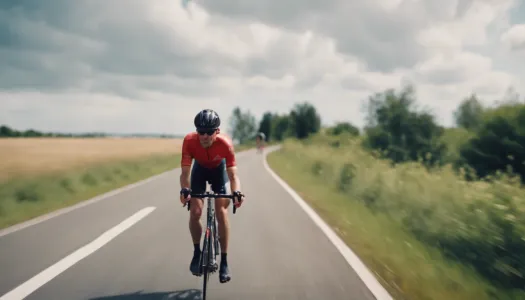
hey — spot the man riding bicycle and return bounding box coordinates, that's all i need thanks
[179,109,245,283]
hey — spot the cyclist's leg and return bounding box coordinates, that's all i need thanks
[190,162,207,242]
[210,159,230,253]
[210,159,231,282]
[189,161,207,275]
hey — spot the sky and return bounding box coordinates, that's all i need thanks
[1,0,524,136]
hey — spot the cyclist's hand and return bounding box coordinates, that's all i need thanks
[180,188,191,205]
[233,190,244,208]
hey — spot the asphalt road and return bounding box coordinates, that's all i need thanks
[0,146,385,300]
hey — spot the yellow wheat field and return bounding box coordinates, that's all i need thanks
[0,137,183,182]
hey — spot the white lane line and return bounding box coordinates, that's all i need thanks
[263,146,393,300]
[0,206,156,300]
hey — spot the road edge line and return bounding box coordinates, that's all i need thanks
[263,145,393,300]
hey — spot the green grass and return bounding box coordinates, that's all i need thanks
[0,153,181,229]
[267,137,525,300]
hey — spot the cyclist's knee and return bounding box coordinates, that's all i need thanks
[215,204,228,221]
[190,209,201,220]
[216,198,229,209]
[215,199,229,216]
[189,199,203,219]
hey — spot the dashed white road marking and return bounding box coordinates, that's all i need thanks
[0,206,156,300]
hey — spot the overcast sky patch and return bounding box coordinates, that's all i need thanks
[0,0,523,135]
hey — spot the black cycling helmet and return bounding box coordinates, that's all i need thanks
[194,109,221,130]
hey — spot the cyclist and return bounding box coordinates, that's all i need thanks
[179,109,245,283]
[255,132,266,153]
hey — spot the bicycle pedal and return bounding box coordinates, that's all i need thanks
[211,264,218,273]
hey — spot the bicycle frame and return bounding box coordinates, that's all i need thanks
[183,191,240,300]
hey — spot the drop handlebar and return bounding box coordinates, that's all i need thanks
[182,191,244,214]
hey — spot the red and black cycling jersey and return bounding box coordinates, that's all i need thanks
[180,132,237,169]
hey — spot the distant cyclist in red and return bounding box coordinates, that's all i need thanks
[179,109,245,283]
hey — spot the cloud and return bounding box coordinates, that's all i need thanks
[501,24,525,50]
[0,0,523,135]
[413,51,493,85]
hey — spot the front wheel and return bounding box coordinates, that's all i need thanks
[213,215,220,258]
[202,228,212,299]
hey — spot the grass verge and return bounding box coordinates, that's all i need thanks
[0,153,180,230]
[266,139,523,300]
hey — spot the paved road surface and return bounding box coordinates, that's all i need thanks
[0,147,383,300]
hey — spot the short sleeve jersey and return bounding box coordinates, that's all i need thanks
[180,132,237,169]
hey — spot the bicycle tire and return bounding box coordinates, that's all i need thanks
[213,213,220,257]
[202,225,212,299]
[202,196,215,300]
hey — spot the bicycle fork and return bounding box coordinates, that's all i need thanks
[209,210,219,273]
[202,202,219,274]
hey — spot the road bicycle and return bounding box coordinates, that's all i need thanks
[183,191,243,300]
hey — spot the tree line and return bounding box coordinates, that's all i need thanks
[0,125,179,138]
[0,125,107,138]
[228,103,327,144]
[228,84,525,183]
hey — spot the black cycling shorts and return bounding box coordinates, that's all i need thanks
[190,158,229,195]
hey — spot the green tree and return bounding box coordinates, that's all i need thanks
[459,102,525,182]
[328,122,360,136]
[271,114,292,141]
[23,129,44,137]
[363,85,446,166]
[289,102,321,139]
[257,112,274,141]
[0,125,45,137]
[0,125,15,137]
[453,94,484,130]
[228,107,258,144]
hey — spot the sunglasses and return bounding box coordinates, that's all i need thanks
[197,129,216,136]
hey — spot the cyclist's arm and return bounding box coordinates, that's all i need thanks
[224,144,240,192]
[180,136,193,189]
[226,166,241,192]
[180,166,191,189]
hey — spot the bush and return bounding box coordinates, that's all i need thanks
[459,103,525,183]
[327,122,360,136]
